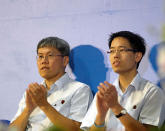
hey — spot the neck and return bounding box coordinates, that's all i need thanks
[119,70,137,92]
[45,72,65,90]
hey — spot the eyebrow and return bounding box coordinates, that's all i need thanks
[37,51,54,55]
[110,46,128,49]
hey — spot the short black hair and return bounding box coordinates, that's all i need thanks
[108,31,146,68]
[37,37,70,56]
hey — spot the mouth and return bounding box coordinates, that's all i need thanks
[41,67,49,70]
[113,61,120,66]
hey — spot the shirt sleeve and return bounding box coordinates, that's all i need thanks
[10,93,26,123]
[80,95,97,130]
[139,86,165,127]
[68,85,93,122]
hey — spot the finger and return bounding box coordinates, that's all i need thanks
[27,89,38,105]
[104,81,116,92]
[97,86,105,96]
[97,82,111,98]
[28,83,36,92]
[33,83,43,92]
[104,81,115,89]
[99,83,107,91]
[26,89,35,101]
[96,91,104,99]
[26,89,31,102]
[40,84,47,93]
[29,83,40,95]
[28,87,35,98]
[36,83,47,95]
[34,82,42,88]
[99,83,109,92]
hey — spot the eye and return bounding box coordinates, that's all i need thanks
[119,49,125,52]
[109,50,115,53]
[36,55,44,60]
[39,55,44,59]
[48,54,54,57]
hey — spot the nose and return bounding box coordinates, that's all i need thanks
[41,56,49,64]
[113,50,120,57]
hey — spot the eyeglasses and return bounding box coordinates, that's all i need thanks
[107,48,137,54]
[36,53,64,61]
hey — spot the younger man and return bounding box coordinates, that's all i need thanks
[81,31,165,131]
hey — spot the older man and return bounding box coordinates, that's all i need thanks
[10,37,93,131]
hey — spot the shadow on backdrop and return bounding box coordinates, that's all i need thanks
[0,119,10,125]
[149,41,165,89]
[69,45,108,95]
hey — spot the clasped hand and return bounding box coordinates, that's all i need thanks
[25,83,48,112]
[96,81,119,116]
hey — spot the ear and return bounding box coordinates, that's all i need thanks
[135,52,142,63]
[63,56,69,67]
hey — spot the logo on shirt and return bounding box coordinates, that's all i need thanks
[54,100,65,106]
[133,105,137,109]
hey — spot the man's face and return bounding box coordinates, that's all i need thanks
[37,47,68,80]
[157,46,165,78]
[109,37,141,74]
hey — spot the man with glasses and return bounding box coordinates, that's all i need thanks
[10,37,93,131]
[80,31,165,131]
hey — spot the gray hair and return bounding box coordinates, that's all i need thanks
[37,37,70,56]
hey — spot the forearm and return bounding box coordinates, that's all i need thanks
[40,102,81,131]
[9,108,31,131]
[111,104,147,131]
[89,115,106,131]
[119,114,147,131]
[90,125,105,131]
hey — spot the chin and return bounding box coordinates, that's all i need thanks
[114,71,120,74]
[112,68,120,73]
[40,73,50,79]
[113,69,124,74]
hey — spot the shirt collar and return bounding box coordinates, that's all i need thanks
[113,72,142,95]
[130,73,142,90]
[113,78,122,95]
[42,73,70,94]
[54,73,70,89]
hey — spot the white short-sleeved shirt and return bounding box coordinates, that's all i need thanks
[80,73,165,131]
[11,73,93,131]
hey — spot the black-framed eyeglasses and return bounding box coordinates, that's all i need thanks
[36,54,64,61]
[107,48,137,54]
